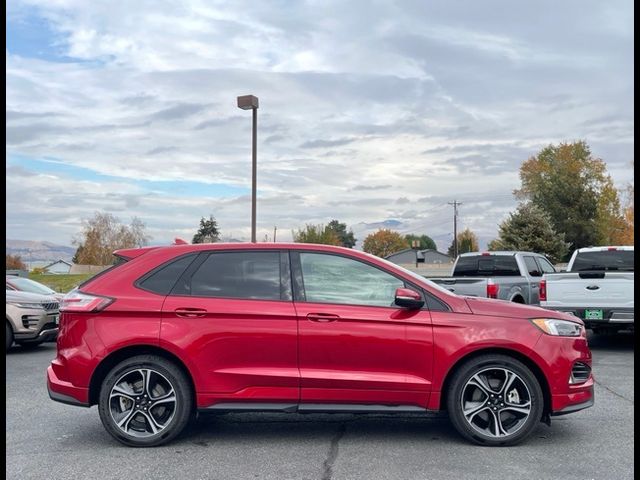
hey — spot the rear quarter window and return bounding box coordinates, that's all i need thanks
[137,254,198,295]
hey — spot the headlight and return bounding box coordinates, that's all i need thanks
[531,318,583,337]
[7,302,43,309]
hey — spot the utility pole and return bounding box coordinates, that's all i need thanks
[273,226,277,243]
[448,200,463,258]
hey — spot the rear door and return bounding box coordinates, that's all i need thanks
[160,250,299,406]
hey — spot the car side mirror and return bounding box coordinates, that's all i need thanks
[394,288,425,309]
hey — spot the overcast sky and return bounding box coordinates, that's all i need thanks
[6,0,634,250]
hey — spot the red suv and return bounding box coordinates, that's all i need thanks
[47,243,593,447]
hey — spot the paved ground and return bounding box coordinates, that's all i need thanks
[6,332,634,480]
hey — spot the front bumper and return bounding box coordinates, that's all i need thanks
[13,312,60,343]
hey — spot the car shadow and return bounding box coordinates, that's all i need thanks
[587,329,635,351]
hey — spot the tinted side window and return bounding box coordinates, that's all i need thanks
[535,257,556,274]
[190,252,281,300]
[138,254,197,295]
[300,253,404,307]
[523,256,541,277]
[453,255,520,277]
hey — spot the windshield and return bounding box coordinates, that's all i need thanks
[571,250,634,272]
[6,277,56,295]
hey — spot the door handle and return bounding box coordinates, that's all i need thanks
[306,313,340,322]
[174,308,207,318]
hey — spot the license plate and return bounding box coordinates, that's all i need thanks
[585,309,603,320]
[53,315,59,325]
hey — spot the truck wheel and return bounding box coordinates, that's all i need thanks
[98,355,194,447]
[447,354,544,446]
[6,322,13,351]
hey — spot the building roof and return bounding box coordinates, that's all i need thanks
[43,259,73,269]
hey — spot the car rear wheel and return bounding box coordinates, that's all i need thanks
[6,322,13,351]
[98,355,193,447]
[447,354,543,446]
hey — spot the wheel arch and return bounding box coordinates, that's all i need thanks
[439,347,551,415]
[88,345,195,406]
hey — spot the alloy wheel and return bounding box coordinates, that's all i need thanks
[109,368,177,438]
[460,367,532,438]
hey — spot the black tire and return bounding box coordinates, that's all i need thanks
[6,322,13,351]
[447,354,544,446]
[17,341,43,349]
[98,355,193,447]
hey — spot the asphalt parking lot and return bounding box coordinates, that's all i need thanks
[6,332,634,480]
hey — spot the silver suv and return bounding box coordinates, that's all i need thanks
[6,290,59,350]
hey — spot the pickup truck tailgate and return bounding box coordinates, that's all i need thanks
[544,272,634,308]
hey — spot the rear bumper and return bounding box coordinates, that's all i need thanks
[47,365,90,407]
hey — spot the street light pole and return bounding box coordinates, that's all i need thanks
[237,94,260,243]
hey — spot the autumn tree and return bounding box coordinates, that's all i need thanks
[73,212,150,265]
[486,239,504,251]
[293,224,341,245]
[362,229,408,257]
[6,254,26,270]
[192,215,221,243]
[516,141,626,254]
[405,234,437,250]
[492,203,568,263]
[620,161,634,244]
[447,228,479,257]
[327,220,357,248]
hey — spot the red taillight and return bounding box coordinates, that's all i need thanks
[481,252,491,256]
[487,281,499,299]
[539,279,547,302]
[61,291,114,312]
[607,247,618,251]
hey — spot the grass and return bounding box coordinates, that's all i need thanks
[29,273,95,293]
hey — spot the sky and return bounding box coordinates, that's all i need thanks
[6,0,634,251]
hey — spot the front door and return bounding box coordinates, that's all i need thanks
[292,251,433,407]
[161,250,299,406]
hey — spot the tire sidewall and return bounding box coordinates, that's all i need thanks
[448,355,543,446]
[6,322,13,351]
[98,355,193,447]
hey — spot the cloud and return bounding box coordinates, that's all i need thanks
[5,0,634,250]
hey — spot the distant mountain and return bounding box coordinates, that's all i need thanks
[6,239,75,263]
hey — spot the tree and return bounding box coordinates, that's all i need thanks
[192,215,221,244]
[293,224,341,245]
[72,244,84,264]
[362,229,408,257]
[620,161,634,245]
[516,141,626,254]
[487,238,504,251]
[405,234,437,250]
[447,228,479,257]
[492,203,568,263]
[73,212,150,265]
[327,220,357,248]
[6,254,26,270]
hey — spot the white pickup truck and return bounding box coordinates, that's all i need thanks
[540,246,634,334]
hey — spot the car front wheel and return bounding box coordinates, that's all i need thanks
[98,355,193,447]
[447,354,544,446]
[6,322,13,351]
